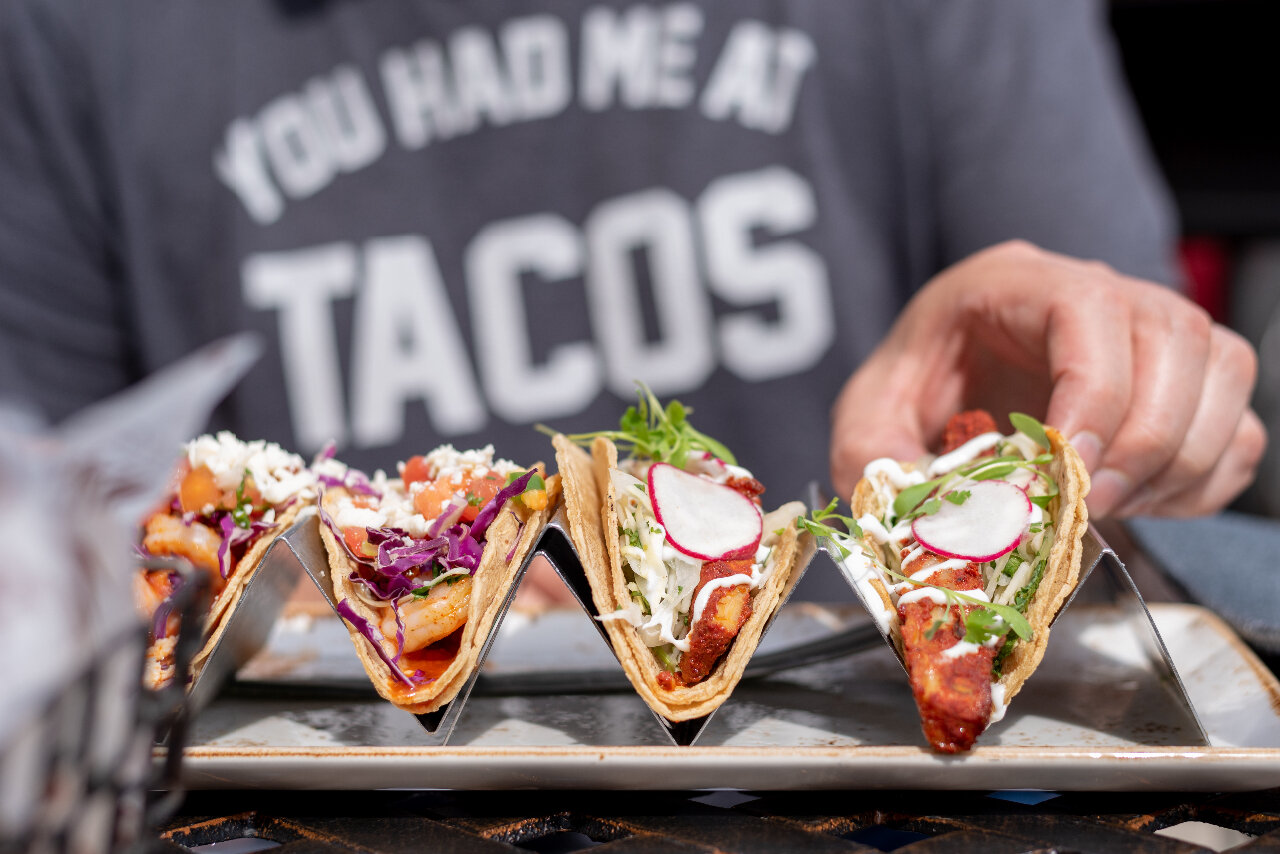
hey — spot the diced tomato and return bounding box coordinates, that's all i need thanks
[401,455,433,487]
[178,465,223,514]
[463,473,505,521]
[413,470,506,523]
[344,527,376,558]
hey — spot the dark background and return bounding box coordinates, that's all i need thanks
[1109,0,1280,741]
[1110,0,1280,518]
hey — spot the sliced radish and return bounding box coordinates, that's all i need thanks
[647,462,762,561]
[911,479,1031,562]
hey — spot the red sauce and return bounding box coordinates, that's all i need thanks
[391,627,463,700]
[725,475,766,505]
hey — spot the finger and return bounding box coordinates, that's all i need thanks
[1040,275,1135,473]
[1086,287,1214,516]
[1116,408,1267,517]
[1118,324,1259,511]
[829,347,949,499]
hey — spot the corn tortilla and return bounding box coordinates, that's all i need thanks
[553,434,813,722]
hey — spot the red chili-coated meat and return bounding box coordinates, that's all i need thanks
[678,559,753,684]
[897,545,1000,753]
[940,410,999,453]
[725,475,766,505]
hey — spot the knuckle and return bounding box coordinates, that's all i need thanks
[986,239,1041,267]
[1238,411,1268,472]
[1216,326,1260,388]
[1082,258,1117,278]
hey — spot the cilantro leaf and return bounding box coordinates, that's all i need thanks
[231,470,254,529]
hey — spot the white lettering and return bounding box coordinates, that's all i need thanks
[259,93,336,199]
[305,65,386,173]
[242,244,356,449]
[451,27,514,129]
[579,3,701,110]
[654,4,702,108]
[350,236,487,444]
[700,21,815,134]
[380,42,464,148]
[502,16,572,120]
[584,189,714,397]
[699,167,833,380]
[466,215,600,422]
[580,5,658,110]
[214,119,283,225]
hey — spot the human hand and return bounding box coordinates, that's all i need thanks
[830,241,1266,517]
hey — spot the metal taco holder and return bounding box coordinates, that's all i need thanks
[181,509,311,715]
[538,504,820,747]
[294,509,542,745]
[815,501,1211,746]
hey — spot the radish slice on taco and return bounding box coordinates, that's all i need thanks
[550,385,813,723]
[134,431,319,689]
[809,410,1089,753]
[317,445,554,714]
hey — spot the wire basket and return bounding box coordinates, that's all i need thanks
[0,559,208,854]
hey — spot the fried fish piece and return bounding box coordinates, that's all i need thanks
[679,559,754,684]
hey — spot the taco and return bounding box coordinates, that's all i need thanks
[317,445,554,714]
[551,387,812,722]
[133,432,316,689]
[836,410,1088,752]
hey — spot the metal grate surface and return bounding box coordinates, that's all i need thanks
[154,788,1280,854]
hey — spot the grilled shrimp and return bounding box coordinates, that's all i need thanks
[132,571,175,619]
[383,576,473,654]
[142,513,223,575]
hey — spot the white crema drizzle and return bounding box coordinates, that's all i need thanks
[607,466,776,658]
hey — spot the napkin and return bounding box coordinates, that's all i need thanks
[1125,512,1280,654]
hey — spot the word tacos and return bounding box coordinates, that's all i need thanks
[551,387,812,722]
[317,445,554,714]
[814,411,1088,752]
[134,432,316,689]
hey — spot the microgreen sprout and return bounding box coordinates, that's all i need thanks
[796,498,864,559]
[540,382,735,469]
[883,562,1034,644]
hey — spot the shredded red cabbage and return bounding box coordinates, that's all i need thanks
[150,572,183,640]
[334,599,420,687]
[322,468,536,665]
[472,470,535,541]
[325,470,535,602]
[316,469,380,497]
[215,513,279,579]
[427,501,465,538]
[313,452,381,498]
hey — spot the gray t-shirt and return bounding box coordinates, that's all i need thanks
[0,0,1173,531]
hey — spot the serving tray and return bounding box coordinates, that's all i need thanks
[176,601,1280,791]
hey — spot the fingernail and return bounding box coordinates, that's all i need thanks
[1088,468,1132,518]
[1068,431,1103,472]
